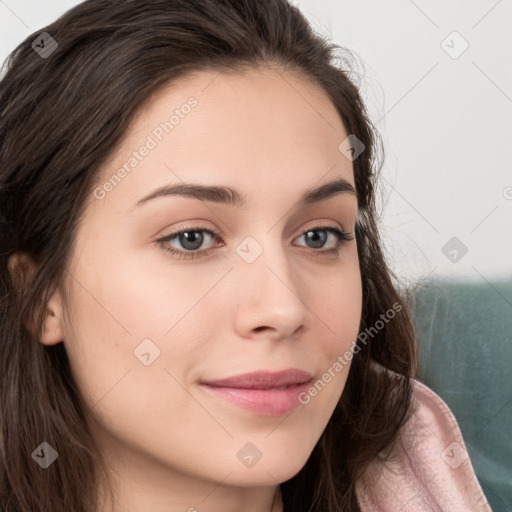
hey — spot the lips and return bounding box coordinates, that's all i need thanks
[201,369,314,389]
[200,369,314,416]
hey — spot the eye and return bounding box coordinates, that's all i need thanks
[295,227,354,255]
[156,224,354,260]
[157,224,221,260]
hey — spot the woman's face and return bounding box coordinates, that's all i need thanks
[44,66,362,509]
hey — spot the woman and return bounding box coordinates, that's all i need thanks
[0,1,491,511]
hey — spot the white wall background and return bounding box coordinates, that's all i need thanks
[1,0,511,285]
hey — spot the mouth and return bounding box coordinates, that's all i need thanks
[200,369,314,416]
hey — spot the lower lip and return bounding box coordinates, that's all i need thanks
[200,381,312,416]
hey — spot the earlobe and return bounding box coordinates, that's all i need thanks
[40,292,65,346]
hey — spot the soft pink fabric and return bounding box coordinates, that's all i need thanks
[355,379,492,511]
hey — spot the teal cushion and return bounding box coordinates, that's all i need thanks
[412,277,512,512]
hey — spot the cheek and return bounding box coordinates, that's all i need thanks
[61,250,231,402]
[102,249,234,338]
[310,257,363,355]
[307,259,363,400]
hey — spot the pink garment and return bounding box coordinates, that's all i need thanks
[355,379,492,511]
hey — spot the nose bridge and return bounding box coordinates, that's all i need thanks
[236,232,297,290]
[232,230,307,335]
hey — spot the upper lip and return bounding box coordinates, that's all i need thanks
[201,369,314,389]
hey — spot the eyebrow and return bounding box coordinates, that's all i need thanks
[131,177,358,211]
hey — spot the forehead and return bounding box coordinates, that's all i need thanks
[91,66,355,211]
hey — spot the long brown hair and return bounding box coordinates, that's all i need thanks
[0,1,417,510]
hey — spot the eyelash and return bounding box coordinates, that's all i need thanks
[157,224,354,260]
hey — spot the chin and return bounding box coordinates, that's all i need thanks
[226,451,311,487]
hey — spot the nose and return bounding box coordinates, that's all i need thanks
[232,236,308,340]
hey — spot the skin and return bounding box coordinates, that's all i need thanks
[34,66,362,512]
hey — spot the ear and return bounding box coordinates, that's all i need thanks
[39,290,65,346]
[7,252,65,346]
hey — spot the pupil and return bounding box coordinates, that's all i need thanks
[307,229,326,248]
[180,231,203,250]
